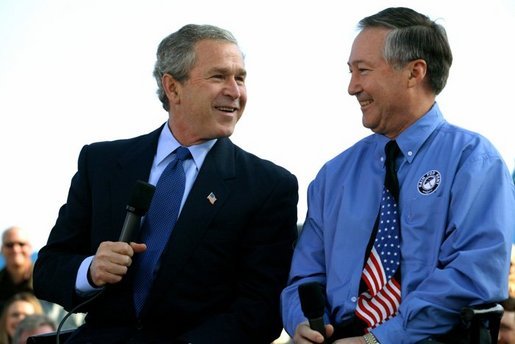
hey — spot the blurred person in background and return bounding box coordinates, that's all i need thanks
[0,227,83,332]
[0,227,33,313]
[11,313,56,344]
[509,250,515,298]
[0,292,43,344]
[499,297,515,344]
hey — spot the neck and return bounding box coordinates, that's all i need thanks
[387,96,435,139]
[7,263,31,284]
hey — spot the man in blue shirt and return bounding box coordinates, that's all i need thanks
[281,7,515,344]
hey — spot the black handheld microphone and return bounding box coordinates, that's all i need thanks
[56,181,155,344]
[298,282,327,342]
[118,180,156,242]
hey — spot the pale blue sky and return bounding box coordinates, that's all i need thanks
[1,0,514,249]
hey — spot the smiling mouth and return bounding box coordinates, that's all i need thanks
[215,106,238,113]
[359,99,373,107]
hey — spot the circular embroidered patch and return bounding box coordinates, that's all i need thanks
[417,170,441,195]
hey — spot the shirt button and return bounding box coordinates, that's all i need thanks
[351,296,357,302]
[408,151,413,156]
[380,157,384,162]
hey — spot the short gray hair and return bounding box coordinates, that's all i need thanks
[358,7,453,95]
[153,24,241,111]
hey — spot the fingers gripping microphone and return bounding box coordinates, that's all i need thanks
[298,282,327,342]
[56,182,155,344]
[118,180,156,242]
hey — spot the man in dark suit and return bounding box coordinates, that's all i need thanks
[33,24,298,343]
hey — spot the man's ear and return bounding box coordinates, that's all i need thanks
[407,59,427,88]
[162,74,181,104]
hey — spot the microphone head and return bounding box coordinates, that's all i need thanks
[128,180,156,216]
[298,282,325,319]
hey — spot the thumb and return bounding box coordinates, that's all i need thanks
[325,324,335,338]
[130,242,147,253]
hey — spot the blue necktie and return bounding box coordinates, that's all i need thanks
[133,146,191,314]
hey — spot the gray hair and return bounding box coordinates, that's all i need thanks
[153,24,241,111]
[358,7,453,95]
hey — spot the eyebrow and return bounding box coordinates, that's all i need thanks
[210,66,247,77]
[348,59,367,67]
[3,241,29,246]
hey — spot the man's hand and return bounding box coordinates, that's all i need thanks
[88,241,146,286]
[293,321,334,343]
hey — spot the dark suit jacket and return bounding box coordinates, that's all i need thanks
[33,126,298,343]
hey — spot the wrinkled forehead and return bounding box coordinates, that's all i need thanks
[348,27,391,63]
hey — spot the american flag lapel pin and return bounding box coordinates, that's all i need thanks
[207,192,217,205]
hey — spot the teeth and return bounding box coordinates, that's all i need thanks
[217,106,236,112]
[359,100,373,106]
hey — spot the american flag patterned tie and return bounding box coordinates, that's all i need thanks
[355,140,401,330]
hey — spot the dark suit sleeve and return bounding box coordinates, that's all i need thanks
[178,167,299,343]
[33,144,97,310]
[33,135,154,313]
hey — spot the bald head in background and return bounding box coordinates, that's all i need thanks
[0,226,34,312]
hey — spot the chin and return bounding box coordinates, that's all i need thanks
[362,121,374,131]
[218,124,237,137]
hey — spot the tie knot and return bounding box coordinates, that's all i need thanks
[385,141,400,163]
[384,140,400,201]
[175,146,191,161]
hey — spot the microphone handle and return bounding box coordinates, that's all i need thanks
[308,316,326,343]
[118,211,141,242]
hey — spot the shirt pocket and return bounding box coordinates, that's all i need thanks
[401,191,447,266]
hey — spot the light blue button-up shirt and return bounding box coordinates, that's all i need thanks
[147,123,216,212]
[281,103,515,343]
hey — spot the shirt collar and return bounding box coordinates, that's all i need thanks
[396,102,445,163]
[373,102,445,164]
[156,123,217,170]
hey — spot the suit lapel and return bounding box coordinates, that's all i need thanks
[151,138,236,283]
[109,126,161,233]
